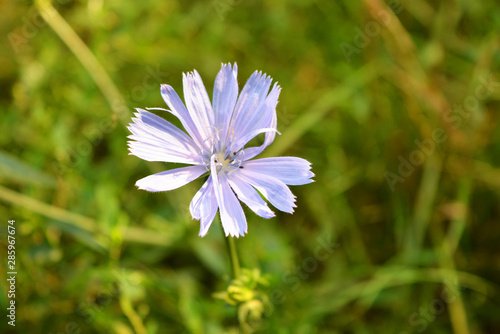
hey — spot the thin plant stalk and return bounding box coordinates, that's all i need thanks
[225,235,241,279]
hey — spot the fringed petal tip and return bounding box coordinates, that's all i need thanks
[224,229,247,238]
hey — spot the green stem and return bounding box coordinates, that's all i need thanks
[225,236,241,279]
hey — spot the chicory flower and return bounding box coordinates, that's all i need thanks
[128,63,313,237]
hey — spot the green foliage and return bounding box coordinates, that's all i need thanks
[1,0,500,333]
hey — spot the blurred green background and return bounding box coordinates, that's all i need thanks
[1,0,500,333]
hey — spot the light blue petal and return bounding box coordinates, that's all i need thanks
[128,109,202,165]
[220,180,248,237]
[242,157,314,185]
[210,155,247,237]
[228,175,275,219]
[240,107,278,160]
[213,63,238,148]
[229,127,279,154]
[232,71,272,124]
[229,81,281,158]
[160,84,207,150]
[189,176,213,219]
[237,169,296,214]
[183,70,215,142]
[244,85,279,159]
[229,71,272,140]
[135,165,206,192]
[128,141,200,165]
[189,176,218,237]
[240,82,280,138]
[239,84,280,159]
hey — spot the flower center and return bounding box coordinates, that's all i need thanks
[208,150,243,175]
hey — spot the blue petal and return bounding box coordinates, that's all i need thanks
[236,168,297,214]
[160,84,207,150]
[228,174,275,219]
[229,74,280,153]
[128,109,202,165]
[240,107,277,160]
[239,84,280,159]
[190,176,218,237]
[210,155,247,237]
[213,63,238,147]
[230,73,281,158]
[242,157,314,185]
[183,70,215,142]
[230,127,279,154]
[231,71,272,130]
[135,165,206,192]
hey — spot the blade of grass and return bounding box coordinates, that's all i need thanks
[311,266,498,316]
[0,150,56,187]
[0,184,98,233]
[436,177,472,334]
[0,185,173,247]
[119,294,147,334]
[35,0,129,125]
[404,155,442,258]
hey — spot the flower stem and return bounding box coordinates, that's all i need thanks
[225,236,241,279]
